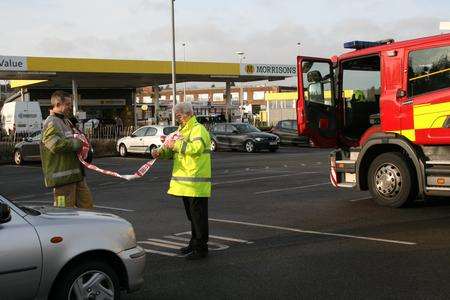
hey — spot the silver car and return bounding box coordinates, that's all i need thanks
[0,195,146,300]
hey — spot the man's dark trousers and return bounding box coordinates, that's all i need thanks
[182,197,209,252]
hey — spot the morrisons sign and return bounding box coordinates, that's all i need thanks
[240,64,296,77]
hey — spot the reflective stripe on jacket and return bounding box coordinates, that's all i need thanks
[40,114,82,188]
[160,116,211,197]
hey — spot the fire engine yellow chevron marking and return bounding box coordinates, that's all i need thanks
[400,129,416,141]
[414,102,450,130]
[387,130,416,142]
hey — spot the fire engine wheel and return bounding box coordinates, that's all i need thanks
[368,152,417,208]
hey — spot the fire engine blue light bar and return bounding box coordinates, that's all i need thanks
[343,41,382,50]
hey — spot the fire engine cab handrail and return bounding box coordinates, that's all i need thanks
[426,161,450,165]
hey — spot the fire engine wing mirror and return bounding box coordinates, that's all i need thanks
[396,89,407,99]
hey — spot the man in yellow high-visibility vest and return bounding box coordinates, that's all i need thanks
[152,102,211,260]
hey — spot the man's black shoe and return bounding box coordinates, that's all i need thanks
[179,245,193,255]
[185,250,208,260]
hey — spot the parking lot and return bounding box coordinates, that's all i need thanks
[3,147,450,299]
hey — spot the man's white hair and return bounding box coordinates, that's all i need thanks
[174,102,194,115]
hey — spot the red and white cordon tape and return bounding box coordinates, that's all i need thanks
[330,158,338,187]
[73,131,181,181]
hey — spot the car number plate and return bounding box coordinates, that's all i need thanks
[269,141,277,145]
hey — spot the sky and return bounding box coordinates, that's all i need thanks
[0,0,448,67]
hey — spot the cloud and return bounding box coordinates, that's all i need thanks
[0,0,447,70]
[128,0,168,14]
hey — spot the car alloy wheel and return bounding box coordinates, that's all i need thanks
[14,150,22,165]
[245,140,255,153]
[119,144,127,157]
[69,270,115,300]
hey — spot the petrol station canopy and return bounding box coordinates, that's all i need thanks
[0,55,297,89]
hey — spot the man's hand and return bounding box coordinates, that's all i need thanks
[151,148,160,158]
[164,138,176,149]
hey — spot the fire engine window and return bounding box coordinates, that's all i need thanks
[302,61,333,106]
[341,55,381,139]
[408,46,450,98]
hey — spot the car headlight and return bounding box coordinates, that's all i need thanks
[255,137,263,142]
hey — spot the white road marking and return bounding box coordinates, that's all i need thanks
[214,172,319,186]
[142,249,181,257]
[209,234,253,244]
[139,240,181,250]
[209,218,417,246]
[15,200,49,203]
[99,182,117,186]
[171,233,230,250]
[215,169,293,179]
[349,197,373,202]
[93,205,134,212]
[14,192,52,200]
[147,239,188,247]
[14,200,134,212]
[254,182,330,194]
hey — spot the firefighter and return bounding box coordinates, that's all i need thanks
[40,90,94,209]
[152,102,211,260]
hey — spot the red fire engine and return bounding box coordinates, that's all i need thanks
[296,33,450,207]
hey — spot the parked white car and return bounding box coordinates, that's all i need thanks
[117,125,178,157]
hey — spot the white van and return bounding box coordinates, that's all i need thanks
[0,101,43,135]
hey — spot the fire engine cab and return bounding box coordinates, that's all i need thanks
[297,33,450,207]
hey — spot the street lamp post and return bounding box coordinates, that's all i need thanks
[297,42,301,55]
[182,42,187,102]
[170,0,177,126]
[235,52,245,122]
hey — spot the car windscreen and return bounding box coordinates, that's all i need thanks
[163,126,178,135]
[234,124,260,133]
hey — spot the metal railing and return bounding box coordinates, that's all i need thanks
[82,125,135,141]
[0,125,136,162]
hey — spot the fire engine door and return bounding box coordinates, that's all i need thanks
[297,57,337,147]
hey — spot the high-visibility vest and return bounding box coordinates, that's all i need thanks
[40,114,83,188]
[159,116,211,197]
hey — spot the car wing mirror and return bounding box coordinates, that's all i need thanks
[0,203,11,224]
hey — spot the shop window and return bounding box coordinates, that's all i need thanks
[253,91,265,100]
[213,93,224,102]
